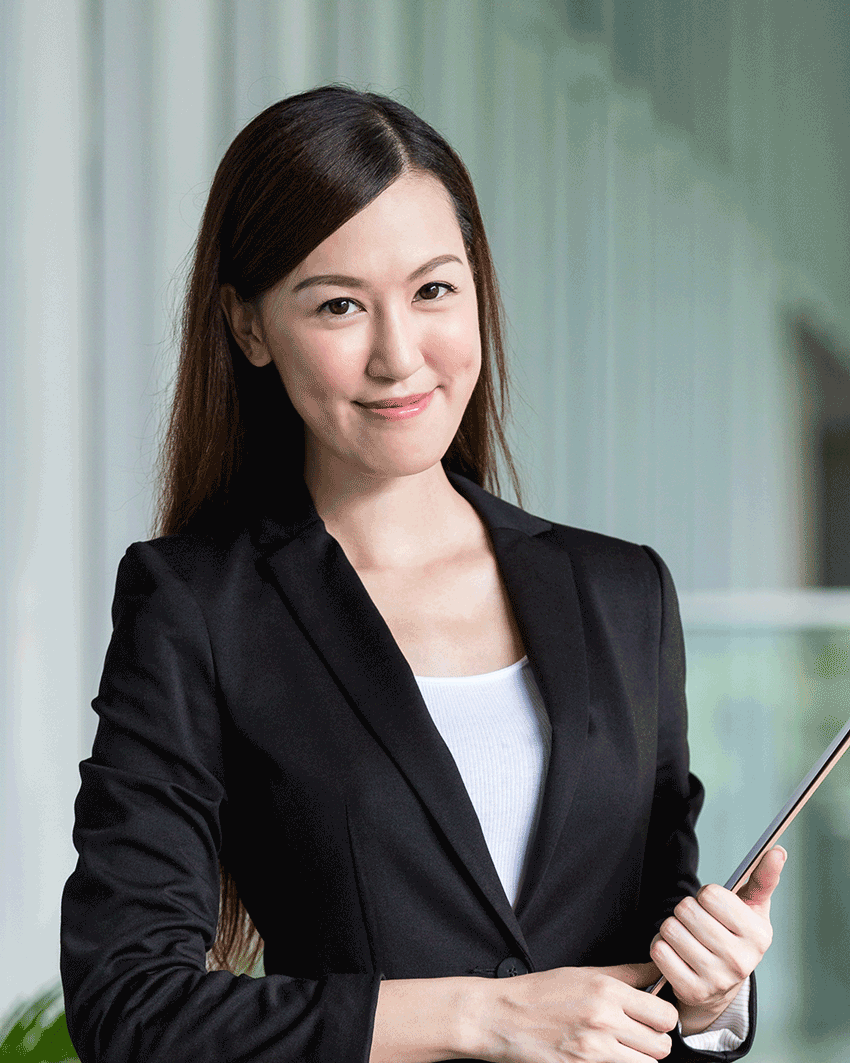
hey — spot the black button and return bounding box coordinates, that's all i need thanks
[496,957,529,977]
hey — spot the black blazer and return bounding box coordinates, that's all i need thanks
[60,471,755,1063]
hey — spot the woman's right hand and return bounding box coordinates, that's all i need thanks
[470,961,679,1063]
[370,963,678,1063]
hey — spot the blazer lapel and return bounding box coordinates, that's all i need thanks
[447,474,591,922]
[251,471,590,957]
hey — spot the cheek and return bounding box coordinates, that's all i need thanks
[430,307,482,377]
[274,329,358,405]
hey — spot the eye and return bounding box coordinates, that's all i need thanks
[416,282,456,301]
[317,297,361,317]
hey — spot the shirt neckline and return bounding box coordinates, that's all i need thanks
[413,654,529,684]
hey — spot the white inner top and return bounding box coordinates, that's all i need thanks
[414,654,551,909]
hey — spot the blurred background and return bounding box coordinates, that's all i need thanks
[2,0,849,1059]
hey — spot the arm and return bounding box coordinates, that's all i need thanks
[60,542,381,1063]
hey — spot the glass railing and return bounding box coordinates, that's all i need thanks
[681,592,850,1063]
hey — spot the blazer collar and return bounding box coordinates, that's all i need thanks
[251,467,551,544]
[250,471,590,960]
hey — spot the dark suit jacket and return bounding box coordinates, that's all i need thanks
[60,470,755,1063]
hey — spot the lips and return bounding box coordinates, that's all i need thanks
[357,390,433,409]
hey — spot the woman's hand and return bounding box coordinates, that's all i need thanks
[649,845,786,1036]
[370,964,676,1063]
[470,961,679,1063]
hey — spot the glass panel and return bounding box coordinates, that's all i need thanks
[685,618,850,1061]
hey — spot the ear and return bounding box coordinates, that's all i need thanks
[220,284,272,367]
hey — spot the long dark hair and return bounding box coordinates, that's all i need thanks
[154,84,524,975]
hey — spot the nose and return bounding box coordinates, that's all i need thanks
[366,301,425,381]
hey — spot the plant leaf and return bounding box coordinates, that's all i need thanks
[0,983,79,1061]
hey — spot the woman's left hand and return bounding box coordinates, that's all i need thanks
[649,845,787,1036]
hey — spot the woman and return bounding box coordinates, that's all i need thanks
[60,85,783,1063]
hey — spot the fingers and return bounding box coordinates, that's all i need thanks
[685,886,767,943]
[500,966,679,1063]
[736,846,786,909]
[678,881,775,948]
[650,929,745,1005]
[666,890,768,970]
[649,874,777,1007]
[599,961,663,990]
[656,897,728,967]
[579,976,677,1062]
[614,1014,674,1061]
[565,1003,674,1062]
[614,977,679,1033]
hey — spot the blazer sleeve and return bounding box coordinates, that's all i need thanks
[60,541,382,1063]
[639,546,757,1062]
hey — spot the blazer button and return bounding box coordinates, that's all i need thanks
[496,957,529,977]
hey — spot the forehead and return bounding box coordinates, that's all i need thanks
[291,172,466,279]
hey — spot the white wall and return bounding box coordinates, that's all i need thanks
[2,0,85,1016]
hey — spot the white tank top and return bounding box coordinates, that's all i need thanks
[413,655,551,908]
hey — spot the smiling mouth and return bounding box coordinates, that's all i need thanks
[357,389,434,409]
[355,389,437,419]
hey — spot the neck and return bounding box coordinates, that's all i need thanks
[304,459,479,571]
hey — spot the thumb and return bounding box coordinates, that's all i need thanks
[597,961,662,990]
[736,845,787,911]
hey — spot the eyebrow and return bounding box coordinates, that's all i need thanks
[291,253,465,294]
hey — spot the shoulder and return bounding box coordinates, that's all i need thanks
[533,520,675,639]
[494,491,684,659]
[114,525,258,611]
[450,474,681,648]
[542,519,671,600]
[451,473,671,601]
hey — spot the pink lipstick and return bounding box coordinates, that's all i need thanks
[356,389,436,420]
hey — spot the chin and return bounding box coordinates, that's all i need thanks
[355,445,451,482]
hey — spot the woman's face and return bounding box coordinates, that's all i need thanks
[223,171,481,487]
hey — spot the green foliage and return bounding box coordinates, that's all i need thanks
[0,984,78,1061]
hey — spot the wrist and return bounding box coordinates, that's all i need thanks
[460,973,504,1061]
[370,975,487,1063]
[450,976,490,1059]
[676,981,743,1037]
[464,968,545,1063]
